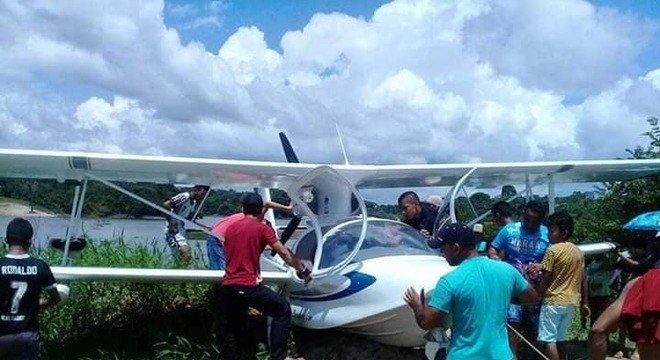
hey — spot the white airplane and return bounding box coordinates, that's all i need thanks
[0,145,658,347]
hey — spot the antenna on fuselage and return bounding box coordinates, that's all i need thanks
[335,123,350,165]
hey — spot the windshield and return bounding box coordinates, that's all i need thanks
[293,219,435,269]
[432,198,452,237]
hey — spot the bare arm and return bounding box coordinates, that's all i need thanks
[487,246,504,260]
[580,266,591,317]
[163,199,175,224]
[40,287,61,309]
[264,201,293,213]
[536,269,551,297]
[589,277,639,360]
[617,253,639,268]
[163,199,173,211]
[270,241,306,272]
[513,285,538,306]
[403,287,448,330]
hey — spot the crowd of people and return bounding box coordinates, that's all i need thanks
[161,187,660,360]
[401,194,660,360]
[2,185,659,360]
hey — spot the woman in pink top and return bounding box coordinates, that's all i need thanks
[206,200,292,270]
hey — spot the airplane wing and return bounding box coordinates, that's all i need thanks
[51,266,292,284]
[353,160,660,188]
[577,242,618,256]
[0,148,658,189]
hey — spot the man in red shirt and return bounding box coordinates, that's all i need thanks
[221,193,311,360]
[207,200,292,270]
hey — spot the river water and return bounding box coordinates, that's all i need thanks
[0,215,230,247]
[0,215,293,266]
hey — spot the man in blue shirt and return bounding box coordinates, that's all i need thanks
[404,223,537,360]
[488,200,549,359]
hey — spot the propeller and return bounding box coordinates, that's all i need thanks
[279,132,300,163]
[272,132,304,255]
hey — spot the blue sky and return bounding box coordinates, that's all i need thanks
[165,0,391,52]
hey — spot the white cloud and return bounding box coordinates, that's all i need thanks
[218,26,283,85]
[165,1,224,30]
[462,0,656,99]
[572,70,660,158]
[0,0,658,167]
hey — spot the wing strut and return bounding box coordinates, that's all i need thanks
[190,187,211,222]
[62,177,88,265]
[84,172,289,272]
[449,168,478,223]
[548,174,556,214]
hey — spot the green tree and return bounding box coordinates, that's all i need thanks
[601,117,660,224]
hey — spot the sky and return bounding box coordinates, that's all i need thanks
[1,0,659,169]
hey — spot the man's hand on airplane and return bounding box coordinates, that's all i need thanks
[404,287,445,330]
[296,266,313,285]
[404,287,424,313]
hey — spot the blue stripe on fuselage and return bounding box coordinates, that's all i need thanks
[290,271,376,302]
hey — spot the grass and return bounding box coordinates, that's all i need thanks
[2,238,225,360]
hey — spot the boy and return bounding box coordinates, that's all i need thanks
[534,211,590,360]
[0,218,61,360]
[163,185,209,263]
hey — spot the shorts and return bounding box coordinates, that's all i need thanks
[507,304,540,331]
[0,331,39,360]
[165,232,188,249]
[206,235,226,270]
[538,305,576,342]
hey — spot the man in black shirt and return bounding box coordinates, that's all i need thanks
[398,191,438,241]
[0,218,61,359]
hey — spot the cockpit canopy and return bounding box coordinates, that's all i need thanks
[294,219,435,270]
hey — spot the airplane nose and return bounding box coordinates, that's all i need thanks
[348,255,452,347]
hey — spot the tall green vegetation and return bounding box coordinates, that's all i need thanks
[0,240,220,360]
[600,117,660,224]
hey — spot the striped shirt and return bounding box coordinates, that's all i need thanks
[166,192,195,230]
[541,242,584,306]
